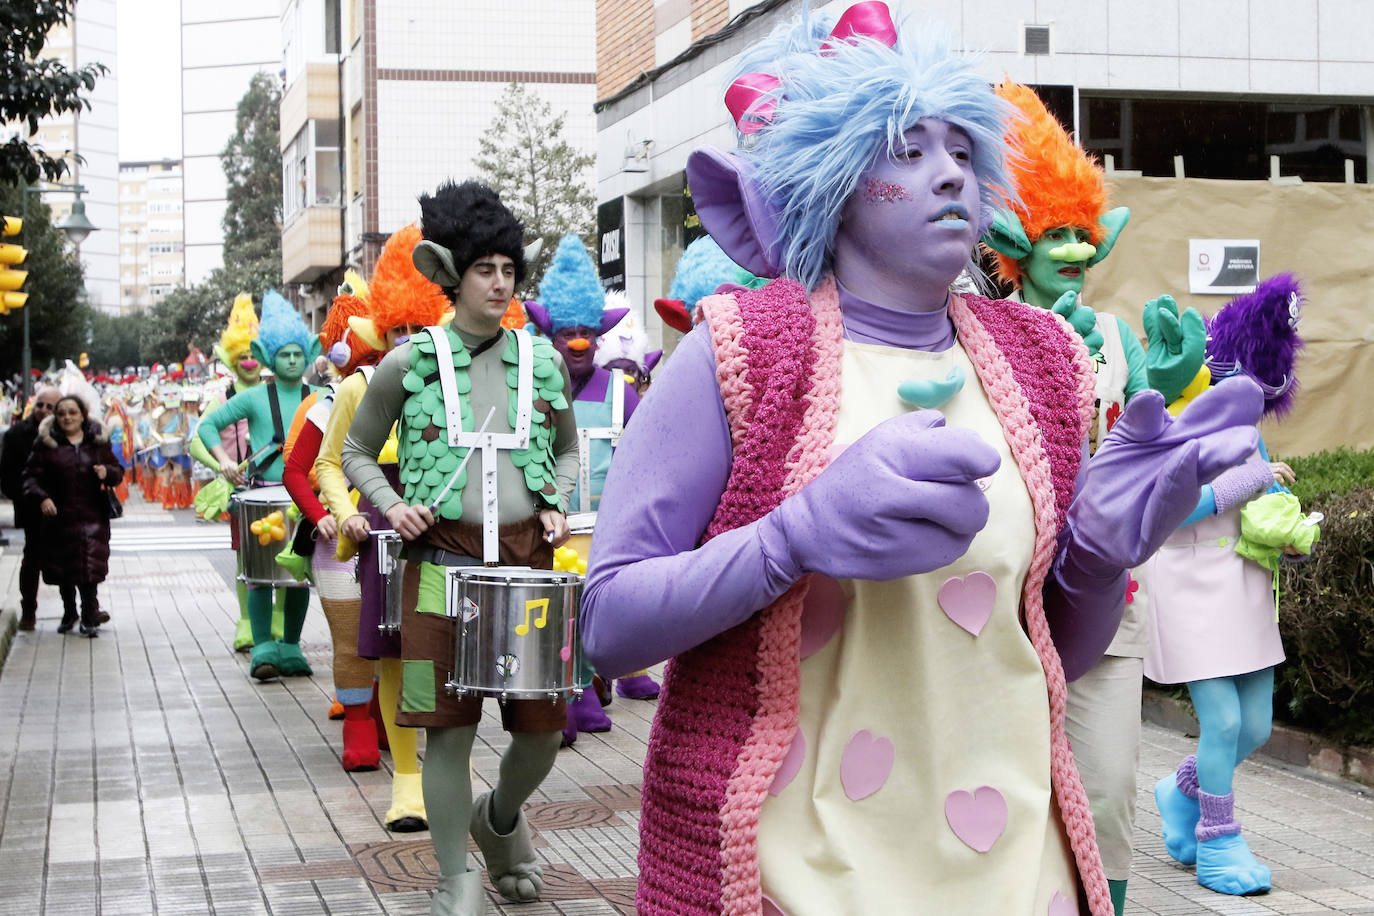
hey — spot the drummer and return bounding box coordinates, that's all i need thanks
[198,292,321,682]
[525,237,659,741]
[314,226,454,832]
[341,181,577,916]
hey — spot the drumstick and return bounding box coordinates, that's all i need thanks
[427,406,497,514]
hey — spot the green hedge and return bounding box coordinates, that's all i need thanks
[1271,449,1374,745]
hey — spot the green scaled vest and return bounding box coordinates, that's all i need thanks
[398,327,568,520]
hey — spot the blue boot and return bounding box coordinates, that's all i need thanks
[1195,791,1271,895]
[1155,755,1201,865]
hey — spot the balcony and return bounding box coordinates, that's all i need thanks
[282,206,342,284]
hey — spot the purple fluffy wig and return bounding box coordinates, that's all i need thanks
[1205,272,1305,417]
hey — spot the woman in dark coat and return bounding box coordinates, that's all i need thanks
[23,396,124,636]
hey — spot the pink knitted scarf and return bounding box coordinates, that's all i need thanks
[636,278,1109,916]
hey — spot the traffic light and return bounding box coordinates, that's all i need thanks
[0,216,27,314]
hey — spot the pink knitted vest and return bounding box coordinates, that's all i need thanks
[635,277,1110,916]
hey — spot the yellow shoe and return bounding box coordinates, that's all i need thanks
[385,771,428,832]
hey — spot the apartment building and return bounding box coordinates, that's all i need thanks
[118,160,185,314]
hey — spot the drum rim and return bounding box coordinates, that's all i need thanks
[451,566,581,584]
[234,484,292,502]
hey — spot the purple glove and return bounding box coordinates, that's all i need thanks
[1067,376,1263,570]
[1211,451,1274,514]
[1048,376,1263,679]
[761,410,1002,582]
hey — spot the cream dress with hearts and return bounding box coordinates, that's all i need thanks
[757,339,1081,915]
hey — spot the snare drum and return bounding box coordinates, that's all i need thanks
[367,530,404,635]
[444,566,582,700]
[231,485,299,586]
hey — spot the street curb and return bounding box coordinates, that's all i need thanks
[1143,687,1374,790]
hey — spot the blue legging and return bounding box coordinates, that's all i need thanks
[1186,667,1275,795]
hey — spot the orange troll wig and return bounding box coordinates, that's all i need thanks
[991,80,1108,285]
[320,270,381,374]
[349,224,452,350]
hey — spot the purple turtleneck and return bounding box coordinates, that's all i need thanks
[835,279,956,351]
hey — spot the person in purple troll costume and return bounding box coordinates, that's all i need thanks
[1146,273,1315,898]
[577,4,1264,915]
[523,234,661,733]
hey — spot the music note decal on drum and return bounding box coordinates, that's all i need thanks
[514,598,550,636]
[560,616,574,662]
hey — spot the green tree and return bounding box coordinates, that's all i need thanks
[1,1,108,185]
[221,71,282,272]
[86,311,145,372]
[0,182,92,376]
[473,83,596,296]
[137,72,283,363]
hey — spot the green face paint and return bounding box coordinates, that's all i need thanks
[1018,225,1095,310]
[273,344,306,384]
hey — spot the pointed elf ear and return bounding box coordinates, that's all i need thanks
[524,301,553,336]
[1086,207,1131,267]
[523,238,543,264]
[413,240,461,287]
[980,209,1032,261]
[305,336,322,364]
[212,344,230,365]
[654,299,692,333]
[348,316,386,351]
[599,307,630,336]
[685,148,784,278]
[249,339,269,366]
[644,350,663,373]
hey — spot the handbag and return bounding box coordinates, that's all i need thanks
[104,487,124,520]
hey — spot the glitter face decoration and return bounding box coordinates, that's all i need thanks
[864,178,912,204]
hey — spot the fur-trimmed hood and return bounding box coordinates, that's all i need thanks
[35,415,109,449]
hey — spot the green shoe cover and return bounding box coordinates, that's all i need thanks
[276,642,313,677]
[233,614,254,652]
[250,641,282,680]
[430,871,484,916]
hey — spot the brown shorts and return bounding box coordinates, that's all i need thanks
[394,516,564,732]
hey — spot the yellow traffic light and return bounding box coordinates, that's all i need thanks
[2,216,20,236]
[0,291,28,311]
[0,242,27,266]
[0,267,28,291]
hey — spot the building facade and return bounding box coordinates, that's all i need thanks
[594,0,1374,366]
[23,0,121,315]
[118,160,185,315]
[180,0,280,286]
[278,0,598,326]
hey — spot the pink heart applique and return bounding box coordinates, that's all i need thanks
[1048,891,1078,916]
[944,785,1007,852]
[769,729,806,797]
[762,895,787,916]
[840,730,894,801]
[938,571,997,636]
[799,575,847,658]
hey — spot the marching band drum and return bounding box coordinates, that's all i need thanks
[231,486,300,586]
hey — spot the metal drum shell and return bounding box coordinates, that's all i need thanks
[231,486,299,586]
[367,530,405,635]
[446,566,582,700]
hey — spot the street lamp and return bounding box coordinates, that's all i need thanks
[21,181,98,398]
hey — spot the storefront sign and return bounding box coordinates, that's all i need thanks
[1188,239,1259,294]
[598,197,625,292]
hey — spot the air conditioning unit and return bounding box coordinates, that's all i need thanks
[1023,24,1052,56]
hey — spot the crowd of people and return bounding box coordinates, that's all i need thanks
[0,5,1324,915]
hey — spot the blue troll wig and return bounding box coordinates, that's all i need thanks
[536,234,606,332]
[254,290,317,363]
[669,236,758,309]
[1205,273,1305,418]
[732,9,1016,290]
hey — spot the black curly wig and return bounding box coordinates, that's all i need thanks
[417,180,527,290]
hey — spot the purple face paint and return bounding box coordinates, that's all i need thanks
[864,178,912,204]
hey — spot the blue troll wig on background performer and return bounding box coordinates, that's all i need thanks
[716,7,1016,288]
[252,290,322,367]
[654,235,764,332]
[1205,273,1304,418]
[525,234,629,338]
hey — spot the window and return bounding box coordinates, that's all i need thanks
[282,118,343,222]
[324,0,341,54]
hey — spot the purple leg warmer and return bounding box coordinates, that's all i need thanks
[1176,754,1200,798]
[1196,790,1243,842]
